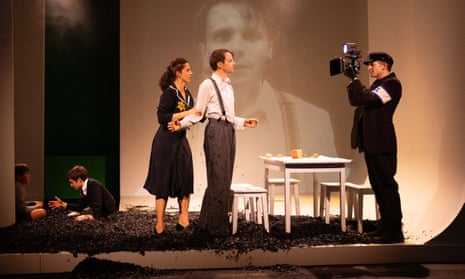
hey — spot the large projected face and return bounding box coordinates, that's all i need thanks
[193,0,342,189]
[120,0,370,201]
[120,0,465,244]
[201,1,271,87]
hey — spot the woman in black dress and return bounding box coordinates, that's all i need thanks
[143,58,198,234]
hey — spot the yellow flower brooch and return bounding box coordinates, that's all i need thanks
[176,101,186,112]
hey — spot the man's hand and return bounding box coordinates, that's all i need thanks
[168,120,182,132]
[48,196,67,209]
[244,118,259,128]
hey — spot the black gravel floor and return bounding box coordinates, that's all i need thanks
[0,207,377,256]
[0,208,379,278]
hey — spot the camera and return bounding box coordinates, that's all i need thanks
[329,43,361,76]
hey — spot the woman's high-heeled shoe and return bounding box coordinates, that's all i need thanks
[153,226,165,236]
[176,223,186,231]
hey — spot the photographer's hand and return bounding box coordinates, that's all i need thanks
[344,66,358,80]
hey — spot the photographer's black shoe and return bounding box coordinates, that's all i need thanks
[366,227,383,237]
[372,232,404,244]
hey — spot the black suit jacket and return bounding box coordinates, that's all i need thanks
[68,178,116,217]
[346,73,402,153]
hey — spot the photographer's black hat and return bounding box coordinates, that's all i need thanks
[363,52,394,66]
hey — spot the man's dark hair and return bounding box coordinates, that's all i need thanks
[67,165,89,181]
[209,49,233,71]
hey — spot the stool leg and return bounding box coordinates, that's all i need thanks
[348,189,355,220]
[262,194,269,232]
[269,184,275,215]
[325,189,331,224]
[245,197,253,222]
[357,193,364,233]
[232,195,239,234]
[352,191,361,231]
[252,197,258,223]
[256,196,263,225]
[319,185,326,219]
[293,183,301,216]
[229,192,233,224]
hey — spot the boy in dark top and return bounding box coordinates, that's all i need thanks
[48,165,116,221]
[15,163,47,222]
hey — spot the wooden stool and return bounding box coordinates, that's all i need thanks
[230,183,269,234]
[320,182,379,233]
[265,178,301,215]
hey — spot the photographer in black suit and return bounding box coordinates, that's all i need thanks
[345,52,404,243]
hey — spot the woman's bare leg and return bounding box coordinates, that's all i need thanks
[177,196,190,228]
[155,198,167,234]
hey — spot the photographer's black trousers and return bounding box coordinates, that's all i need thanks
[364,152,403,234]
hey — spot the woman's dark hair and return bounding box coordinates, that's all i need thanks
[209,49,233,71]
[159,58,189,90]
[67,165,88,181]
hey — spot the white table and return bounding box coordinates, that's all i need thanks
[260,155,352,233]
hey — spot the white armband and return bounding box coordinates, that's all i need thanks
[372,86,392,104]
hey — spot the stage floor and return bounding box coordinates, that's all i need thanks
[1,194,464,276]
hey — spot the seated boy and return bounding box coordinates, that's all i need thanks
[15,163,47,222]
[48,165,116,221]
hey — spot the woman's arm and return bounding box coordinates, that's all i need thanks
[171,108,199,121]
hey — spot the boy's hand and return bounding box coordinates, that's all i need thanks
[67,211,80,217]
[75,214,93,221]
[48,196,67,209]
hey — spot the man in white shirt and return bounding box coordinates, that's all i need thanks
[170,49,258,236]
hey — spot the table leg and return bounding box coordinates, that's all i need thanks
[264,167,270,213]
[340,168,346,232]
[312,173,319,218]
[264,167,269,188]
[285,170,291,233]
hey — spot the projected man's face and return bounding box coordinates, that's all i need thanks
[201,2,272,85]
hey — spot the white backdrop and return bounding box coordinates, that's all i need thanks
[120,0,465,243]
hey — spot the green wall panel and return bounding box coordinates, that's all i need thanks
[44,0,120,204]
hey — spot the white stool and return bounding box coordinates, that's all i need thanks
[230,183,269,234]
[320,182,379,233]
[265,178,300,215]
[347,183,380,233]
[319,182,346,224]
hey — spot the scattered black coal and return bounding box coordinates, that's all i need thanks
[70,257,180,278]
[0,208,377,256]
